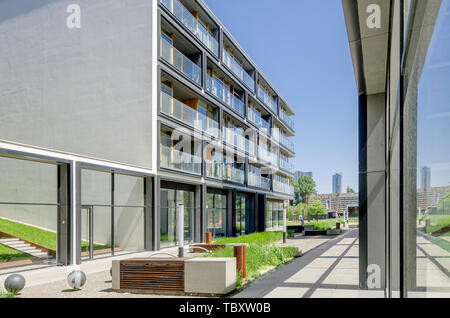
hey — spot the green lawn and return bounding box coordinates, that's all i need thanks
[287,217,358,228]
[0,244,32,263]
[424,215,450,236]
[0,218,108,258]
[206,232,298,287]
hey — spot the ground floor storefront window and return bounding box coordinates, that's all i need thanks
[206,192,227,239]
[265,200,284,231]
[235,194,249,236]
[160,187,195,247]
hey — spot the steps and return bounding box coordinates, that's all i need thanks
[0,238,55,261]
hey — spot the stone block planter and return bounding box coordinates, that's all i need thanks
[303,225,315,231]
[304,230,327,236]
[326,229,340,235]
[185,257,236,295]
[112,257,237,296]
[287,225,304,233]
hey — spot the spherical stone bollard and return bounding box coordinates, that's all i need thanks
[67,270,86,290]
[4,274,25,294]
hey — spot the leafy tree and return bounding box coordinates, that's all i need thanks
[295,176,317,204]
[346,187,356,193]
[287,202,306,221]
[306,200,327,218]
[438,192,450,213]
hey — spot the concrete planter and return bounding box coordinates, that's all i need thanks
[303,225,315,231]
[326,229,340,235]
[304,230,327,236]
[185,258,236,295]
[112,257,237,296]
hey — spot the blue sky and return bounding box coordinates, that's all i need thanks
[204,0,359,194]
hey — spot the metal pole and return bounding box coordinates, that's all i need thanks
[283,207,287,243]
[178,204,184,258]
[301,210,304,227]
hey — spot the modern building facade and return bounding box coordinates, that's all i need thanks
[332,173,342,194]
[343,0,450,297]
[0,0,295,271]
[420,166,431,189]
[295,171,313,180]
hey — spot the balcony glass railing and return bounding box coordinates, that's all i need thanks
[223,127,255,155]
[222,49,254,90]
[206,74,244,116]
[162,0,219,56]
[279,159,295,174]
[280,108,295,131]
[247,108,271,136]
[206,159,223,180]
[246,138,256,157]
[248,173,271,191]
[280,133,295,152]
[273,181,294,196]
[257,85,278,114]
[160,39,201,85]
[223,165,245,184]
[160,91,219,137]
[258,146,278,165]
[160,144,202,175]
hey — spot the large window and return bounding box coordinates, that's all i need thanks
[0,157,59,272]
[80,169,146,261]
[235,194,249,236]
[160,187,195,247]
[206,192,227,239]
[265,200,284,231]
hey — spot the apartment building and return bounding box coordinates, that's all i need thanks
[0,0,295,271]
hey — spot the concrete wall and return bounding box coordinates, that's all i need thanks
[0,0,154,169]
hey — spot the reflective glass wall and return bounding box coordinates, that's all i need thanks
[206,192,227,239]
[160,188,195,247]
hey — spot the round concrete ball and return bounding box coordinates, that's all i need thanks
[67,270,86,290]
[4,274,25,294]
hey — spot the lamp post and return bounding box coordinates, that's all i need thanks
[283,207,287,243]
[178,204,184,258]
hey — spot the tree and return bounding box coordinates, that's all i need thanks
[438,192,450,214]
[295,175,317,204]
[306,200,327,218]
[347,187,356,193]
[287,202,306,221]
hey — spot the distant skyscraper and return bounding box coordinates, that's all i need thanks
[332,173,342,194]
[421,166,431,188]
[295,171,313,180]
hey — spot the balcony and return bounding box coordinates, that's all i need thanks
[223,165,245,184]
[279,159,295,174]
[273,181,294,196]
[222,49,254,90]
[161,0,219,56]
[160,91,219,137]
[257,85,278,114]
[206,159,223,180]
[160,39,201,85]
[247,108,271,136]
[223,127,254,155]
[160,144,202,175]
[206,74,244,116]
[258,146,278,165]
[280,133,295,152]
[248,173,271,191]
[279,108,295,132]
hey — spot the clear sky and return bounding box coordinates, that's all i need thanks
[204,0,359,194]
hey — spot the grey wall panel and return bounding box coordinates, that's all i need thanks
[0,0,153,168]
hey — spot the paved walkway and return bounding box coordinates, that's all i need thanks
[234,229,384,298]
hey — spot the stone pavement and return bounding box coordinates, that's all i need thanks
[234,229,384,298]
